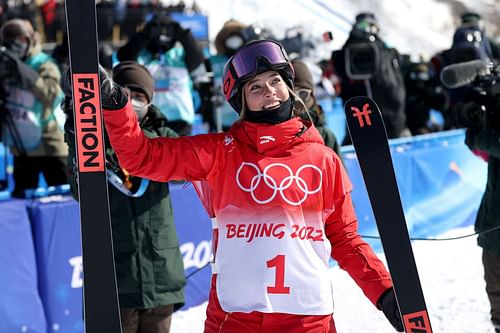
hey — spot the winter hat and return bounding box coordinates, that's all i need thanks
[215,19,246,55]
[291,60,314,91]
[0,18,33,45]
[112,61,154,103]
[291,60,315,109]
[355,12,377,24]
[460,12,481,25]
[353,12,379,35]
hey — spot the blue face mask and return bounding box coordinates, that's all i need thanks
[9,40,29,59]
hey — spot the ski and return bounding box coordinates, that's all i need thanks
[65,1,122,332]
[344,96,432,333]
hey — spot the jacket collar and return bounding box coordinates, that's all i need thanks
[229,117,324,156]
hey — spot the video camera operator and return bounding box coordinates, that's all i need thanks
[442,59,500,332]
[0,18,66,198]
[331,12,409,144]
[116,13,209,136]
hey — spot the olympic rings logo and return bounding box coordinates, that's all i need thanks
[235,162,322,206]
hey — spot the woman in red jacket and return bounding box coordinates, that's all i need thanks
[97,39,403,332]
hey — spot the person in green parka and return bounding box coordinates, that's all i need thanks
[466,126,500,333]
[64,61,185,333]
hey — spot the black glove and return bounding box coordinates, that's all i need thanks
[98,66,129,110]
[377,288,404,332]
[61,65,129,111]
[1,48,39,88]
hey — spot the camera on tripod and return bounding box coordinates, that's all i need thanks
[441,60,500,129]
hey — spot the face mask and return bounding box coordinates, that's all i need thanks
[225,35,244,51]
[131,98,149,121]
[9,40,29,59]
[244,98,293,124]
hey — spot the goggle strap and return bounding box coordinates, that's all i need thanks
[223,67,236,100]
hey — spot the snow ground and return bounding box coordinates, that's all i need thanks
[171,226,494,333]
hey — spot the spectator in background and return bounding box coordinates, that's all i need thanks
[117,13,209,136]
[453,12,499,63]
[0,0,36,28]
[0,18,67,198]
[332,12,409,144]
[431,11,499,129]
[465,125,500,333]
[63,61,185,333]
[292,60,341,155]
[209,19,248,132]
[431,11,498,77]
[51,31,68,71]
[402,59,448,135]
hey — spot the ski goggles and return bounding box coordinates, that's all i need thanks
[223,40,291,100]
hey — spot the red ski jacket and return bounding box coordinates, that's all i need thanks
[103,103,392,315]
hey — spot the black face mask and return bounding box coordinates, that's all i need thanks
[244,98,293,124]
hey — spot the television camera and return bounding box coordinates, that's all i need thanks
[441,60,500,129]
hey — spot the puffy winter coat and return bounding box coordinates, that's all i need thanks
[2,40,66,157]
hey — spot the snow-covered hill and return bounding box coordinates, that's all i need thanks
[186,0,498,59]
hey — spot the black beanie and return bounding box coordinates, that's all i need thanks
[112,61,155,103]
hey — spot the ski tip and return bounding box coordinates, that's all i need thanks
[343,96,381,128]
[342,95,389,145]
[344,96,379,112]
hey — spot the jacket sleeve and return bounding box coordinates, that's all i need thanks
[466,128,500,159]
[103,102,216,182]
[324,162,392,306]
[116,31,149,61]
[178,29,206,73]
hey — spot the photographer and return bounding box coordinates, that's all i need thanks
[0,18,66,198]
[332,12,408,144]
[448,61,500,332]
[402,60,448,135]
[116,13,209,136]
[466,126,500,332]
